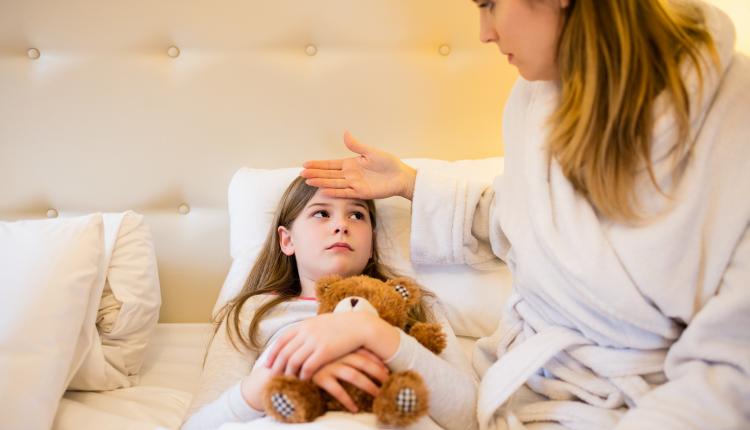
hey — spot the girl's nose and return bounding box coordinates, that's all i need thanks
[334,223,349,234]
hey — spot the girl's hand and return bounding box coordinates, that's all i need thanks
[301,131,418,200]
[312,348,390,413]
[265,312,400,380]
[240,364,274,411]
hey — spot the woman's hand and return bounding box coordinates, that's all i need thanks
[301,131,418,200]
[265,312,400,380]
[312,349,390,413]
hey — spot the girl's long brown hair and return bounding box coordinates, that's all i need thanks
[214,176,431,354]
[549,0,718,222]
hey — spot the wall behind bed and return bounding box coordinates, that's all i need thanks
[0,0,515,322]
[2,1,747,322]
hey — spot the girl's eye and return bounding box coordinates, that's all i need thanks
[350,211,365,220]
[313,210,329,218]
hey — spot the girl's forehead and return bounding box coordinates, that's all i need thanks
[305,191,368,209]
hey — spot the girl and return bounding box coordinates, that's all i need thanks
[181,176,478,430]
[298,1,750,429]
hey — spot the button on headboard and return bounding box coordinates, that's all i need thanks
[0,0,517,322]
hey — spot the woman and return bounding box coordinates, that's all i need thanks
[295,0,750,428]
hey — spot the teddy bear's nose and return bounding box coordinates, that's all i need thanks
[350,298,359,307]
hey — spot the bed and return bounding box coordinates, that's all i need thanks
[0,0,518,429]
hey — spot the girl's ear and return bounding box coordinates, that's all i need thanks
[560,0,570,8]
[277,226,295,256]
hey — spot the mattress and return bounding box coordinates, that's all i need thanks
[52,323,478,430]
[53,324,213,430]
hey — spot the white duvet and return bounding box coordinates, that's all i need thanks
[216,413,443,430]
[52,325,479,430]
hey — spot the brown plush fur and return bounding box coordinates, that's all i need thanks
[262,275,445,427]
[373,370,429,426]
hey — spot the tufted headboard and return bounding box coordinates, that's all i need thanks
[6,1,744,323]
[0,0,517,322]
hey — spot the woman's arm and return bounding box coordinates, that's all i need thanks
[614,224,750,429]
[409,168,507,269]
[301,131,510,269]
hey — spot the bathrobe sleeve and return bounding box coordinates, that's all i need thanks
[409,169,508,269]
[615,223,750,429]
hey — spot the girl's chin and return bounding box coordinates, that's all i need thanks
[319,265,367,279]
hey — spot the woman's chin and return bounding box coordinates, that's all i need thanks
[518,66,558,82]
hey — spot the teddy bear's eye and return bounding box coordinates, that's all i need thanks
[393,284,410,299]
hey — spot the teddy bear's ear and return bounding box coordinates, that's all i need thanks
[386,277,421,307]
[316,274,343,299]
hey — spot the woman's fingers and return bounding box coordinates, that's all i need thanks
[299,168,345,180]
[343,131,370,156]
[314,372,358,412]
[304,178,350,189]
[302,159,344,170]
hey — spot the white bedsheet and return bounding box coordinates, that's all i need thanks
[53,323,212,430]
[52,323,477,430]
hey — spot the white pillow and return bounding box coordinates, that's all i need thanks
[0,214,107,430]
[69,211,161,391]
[215,158,512,338]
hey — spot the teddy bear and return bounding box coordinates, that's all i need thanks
[262,274,447,427]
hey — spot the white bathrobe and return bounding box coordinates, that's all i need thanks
[409,3,750,429]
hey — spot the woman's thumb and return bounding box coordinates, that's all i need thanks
[343,131,369,156]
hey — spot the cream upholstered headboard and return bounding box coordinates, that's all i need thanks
[0,0,517,322]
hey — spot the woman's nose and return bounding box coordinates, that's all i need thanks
[479,15,498,44]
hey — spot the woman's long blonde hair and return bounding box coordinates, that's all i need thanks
[214,176,431,354]
[549,0,718,222]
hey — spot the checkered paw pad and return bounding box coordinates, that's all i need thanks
[394,284,410,300]
[271,393,295,418]
[396,388,417,414]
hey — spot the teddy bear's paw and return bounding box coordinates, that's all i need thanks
[262,376,324,423]
[373,371,429,427]
[270,392,297,419]
[395,387,418,414]
[409,322,447,355]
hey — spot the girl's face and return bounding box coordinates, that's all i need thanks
[278,190,374,285]
[475,0,568,81]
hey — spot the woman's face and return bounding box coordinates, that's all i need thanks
[474,0,568,81]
